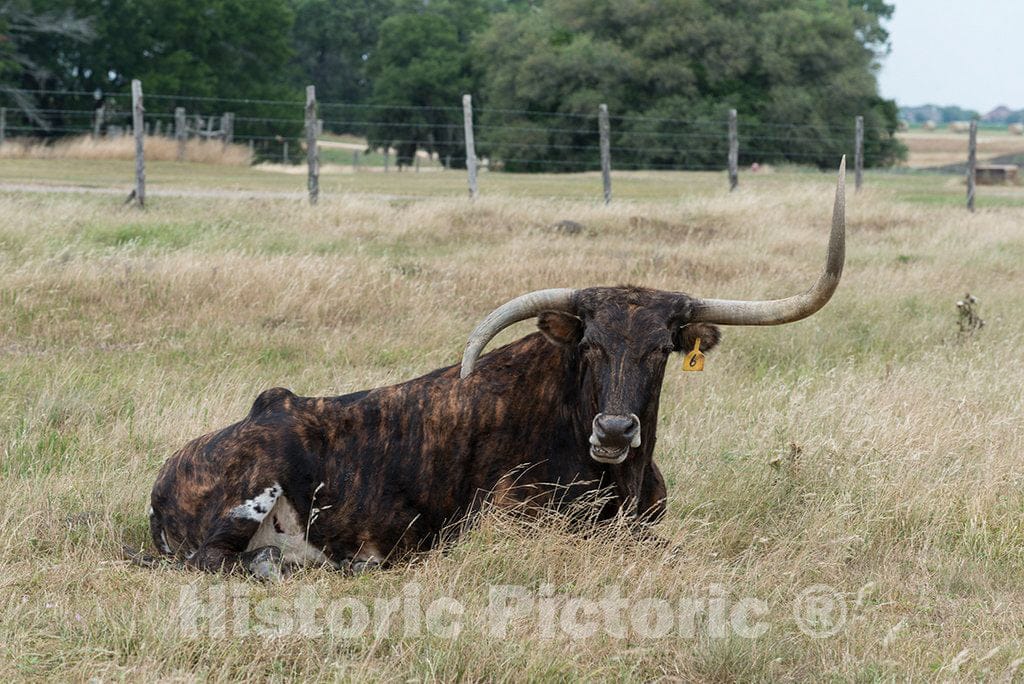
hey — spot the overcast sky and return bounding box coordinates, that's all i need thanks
[877,0,1023,112]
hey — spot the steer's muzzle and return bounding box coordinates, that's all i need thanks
[589,413,641,464]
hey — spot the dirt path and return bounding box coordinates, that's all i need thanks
[0,182,412,201]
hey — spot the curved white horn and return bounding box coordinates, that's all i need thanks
[460,288,576,378]
[690,156,846,325]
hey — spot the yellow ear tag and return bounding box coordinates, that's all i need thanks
[683,337,705,372]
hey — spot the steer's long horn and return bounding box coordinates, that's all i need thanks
[690,156,846,326]
[460,288,576,378]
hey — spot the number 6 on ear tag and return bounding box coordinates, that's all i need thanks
[683,337,705,372]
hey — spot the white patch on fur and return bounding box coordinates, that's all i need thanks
[230,483,282,522]
[147,506,154,517]
[246,496,335,567]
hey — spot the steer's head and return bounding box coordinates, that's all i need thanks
[534,288,723,464]
[460,158,846,466]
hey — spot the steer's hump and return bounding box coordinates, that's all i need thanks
[249,387,298,418]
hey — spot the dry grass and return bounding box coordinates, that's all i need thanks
[898,129,1024,168]
[1,175,1023,680]
[0,134,252,165]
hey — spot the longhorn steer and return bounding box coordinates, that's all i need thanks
[145,160,847,579]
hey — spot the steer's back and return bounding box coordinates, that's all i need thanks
[146,338,573,569]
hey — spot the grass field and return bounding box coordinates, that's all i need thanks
[1,159,1023,680]
[898,128,1024,169]
[3,153,1024,209]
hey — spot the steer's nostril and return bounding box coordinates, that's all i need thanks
[593,413,641,448]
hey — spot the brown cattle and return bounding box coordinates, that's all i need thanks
[143,159,847,579]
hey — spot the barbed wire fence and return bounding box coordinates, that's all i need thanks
[1,83,1019,210]
[0,87,309,156]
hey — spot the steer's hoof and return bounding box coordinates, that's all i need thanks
[244,545,284,582]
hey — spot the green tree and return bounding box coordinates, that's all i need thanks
[2,0,301,156]
[0,1,92,126]
[474,0,904,171]
[847,0,895,55]
[72,0,295,99]
[288,0,395,105]
[365,3,483,167]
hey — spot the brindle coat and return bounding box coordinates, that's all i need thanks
[148,287,720,575]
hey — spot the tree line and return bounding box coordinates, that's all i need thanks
[2,0,904,170]
[901,104,1024,126]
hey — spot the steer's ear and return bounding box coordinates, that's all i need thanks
[537,311,583,346]
[675,323,720,353]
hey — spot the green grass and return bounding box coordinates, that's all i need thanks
[0,165,1023,679]
[318,145,444,170]
[3,155,1021,207]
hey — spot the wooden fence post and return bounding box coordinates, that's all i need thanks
[131,79,145,207]
[305,85,319,205]
[383,148,389,172]
[727,108,738,191]
[462,94,478,199]
[967,120,977,212]
[222,112,234,146]
[599,103,612,205]
[854,115,864,192]
[92,105,104,138]
[283,140,289,164]
[353,150,360,171]
[0,107,5,146]
[175,107,186,161]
